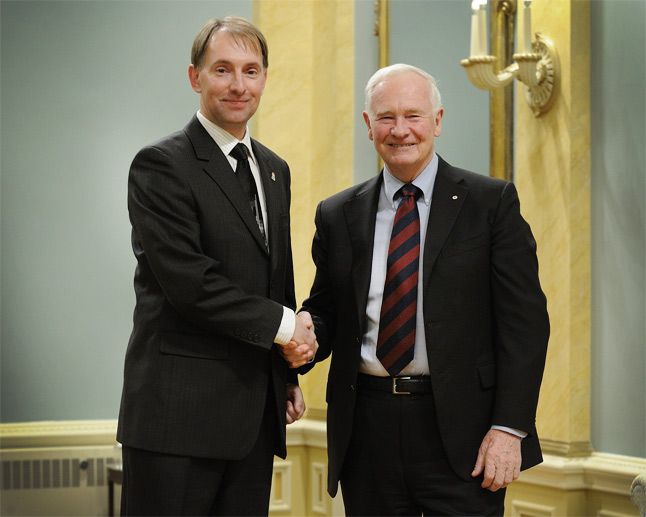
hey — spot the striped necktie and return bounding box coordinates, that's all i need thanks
[377,184,422,376]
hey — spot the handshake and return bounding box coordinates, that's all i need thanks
[277,311,318,368]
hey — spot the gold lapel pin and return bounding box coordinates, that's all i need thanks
[271,172,276,182]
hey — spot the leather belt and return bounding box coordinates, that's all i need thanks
[357,373,432,395]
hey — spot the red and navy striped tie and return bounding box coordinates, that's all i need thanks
[377,184,421,376]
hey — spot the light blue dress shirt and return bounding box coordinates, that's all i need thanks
[359,153,438,377]
[357,152,526,439]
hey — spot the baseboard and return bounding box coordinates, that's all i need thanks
[521,451,646,496]
[1,420,643,516]
[1,420,118,449]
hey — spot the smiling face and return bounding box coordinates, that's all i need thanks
[363,71,443,183]
[188,30,267,139]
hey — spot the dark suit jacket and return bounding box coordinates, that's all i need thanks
[301,156,549,496]
[117,116,296,460]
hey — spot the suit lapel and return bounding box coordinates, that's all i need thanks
[423,157,468,287]
[252,140,281,268]
[184,117,269,255]
[343,175,382,332]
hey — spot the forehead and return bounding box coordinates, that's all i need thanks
[371,73,431,112]
[204,31,264,65]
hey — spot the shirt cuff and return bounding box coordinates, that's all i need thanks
[274,307,296,345]
[491,425,527,439]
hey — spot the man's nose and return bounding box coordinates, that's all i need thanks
[390,117,409,137]
[229,72,245,93]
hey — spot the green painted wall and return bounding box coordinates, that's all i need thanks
[590,0,646,458]
[1,0,252,422]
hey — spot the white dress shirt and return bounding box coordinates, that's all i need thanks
[196,112,295,345]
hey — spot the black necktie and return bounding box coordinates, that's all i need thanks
[230,143,267,247]
[377,184,422,376]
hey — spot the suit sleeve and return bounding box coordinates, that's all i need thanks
[128,144,284,349]
[283,165,297,312]
[301,201,336,363]
[282,167,299,384]
[490,182,549,434]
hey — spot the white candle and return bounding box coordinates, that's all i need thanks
[478,1,488,56]
[470,0,488,56]
[523,0,532,52]
[470,3,479,56]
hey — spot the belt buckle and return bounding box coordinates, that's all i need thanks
[392,376,412,395]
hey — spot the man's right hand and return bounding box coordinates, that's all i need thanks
[278,311,318,368]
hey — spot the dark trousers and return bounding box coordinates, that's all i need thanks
[340,382,505,516]
[120,394,277,516]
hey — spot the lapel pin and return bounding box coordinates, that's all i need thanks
[452,195,458,200]
[271,172,276,182]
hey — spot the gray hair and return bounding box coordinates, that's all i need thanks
[364,63,442,117]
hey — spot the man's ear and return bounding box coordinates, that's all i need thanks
[362,112,373,141]
[433,108,444,137]
[188,64,201,93]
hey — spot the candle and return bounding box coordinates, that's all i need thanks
[523,0,532,52]
[470,2,479,56]
[478,1,488,56]
[470,0,488,56]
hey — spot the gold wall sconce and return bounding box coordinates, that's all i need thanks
[460,0,559,117]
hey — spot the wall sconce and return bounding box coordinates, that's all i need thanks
[460,0,559,117]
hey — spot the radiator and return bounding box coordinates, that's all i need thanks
[0,419,336,516]
[1,445,121,516]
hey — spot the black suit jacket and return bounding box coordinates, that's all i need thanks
[117,116,296,460]
[302,156,549,496]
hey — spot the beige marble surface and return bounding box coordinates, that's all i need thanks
[255,0,595,448]
[253,0,354,412]
[514,0,591,448]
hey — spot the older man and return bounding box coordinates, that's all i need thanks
[300,64,549,515]
[117,17,316,515]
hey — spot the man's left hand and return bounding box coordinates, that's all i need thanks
[286,384,305,424]
[471,429,522,492]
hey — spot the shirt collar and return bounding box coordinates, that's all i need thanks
[383,152,438,208]
[196,111,257,165]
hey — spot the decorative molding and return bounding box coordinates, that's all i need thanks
[540,438,593,457]
[519,452,646,496]
[0,420,117,449]
[285,419,327,449]
[311,462,327,515]
[3,420,643,503]
[269,460,292,513]
[631,473,646,517]
[0,419,327,451]
[510,499,556,517]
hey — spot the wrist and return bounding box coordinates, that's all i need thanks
[274,307,296,345]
